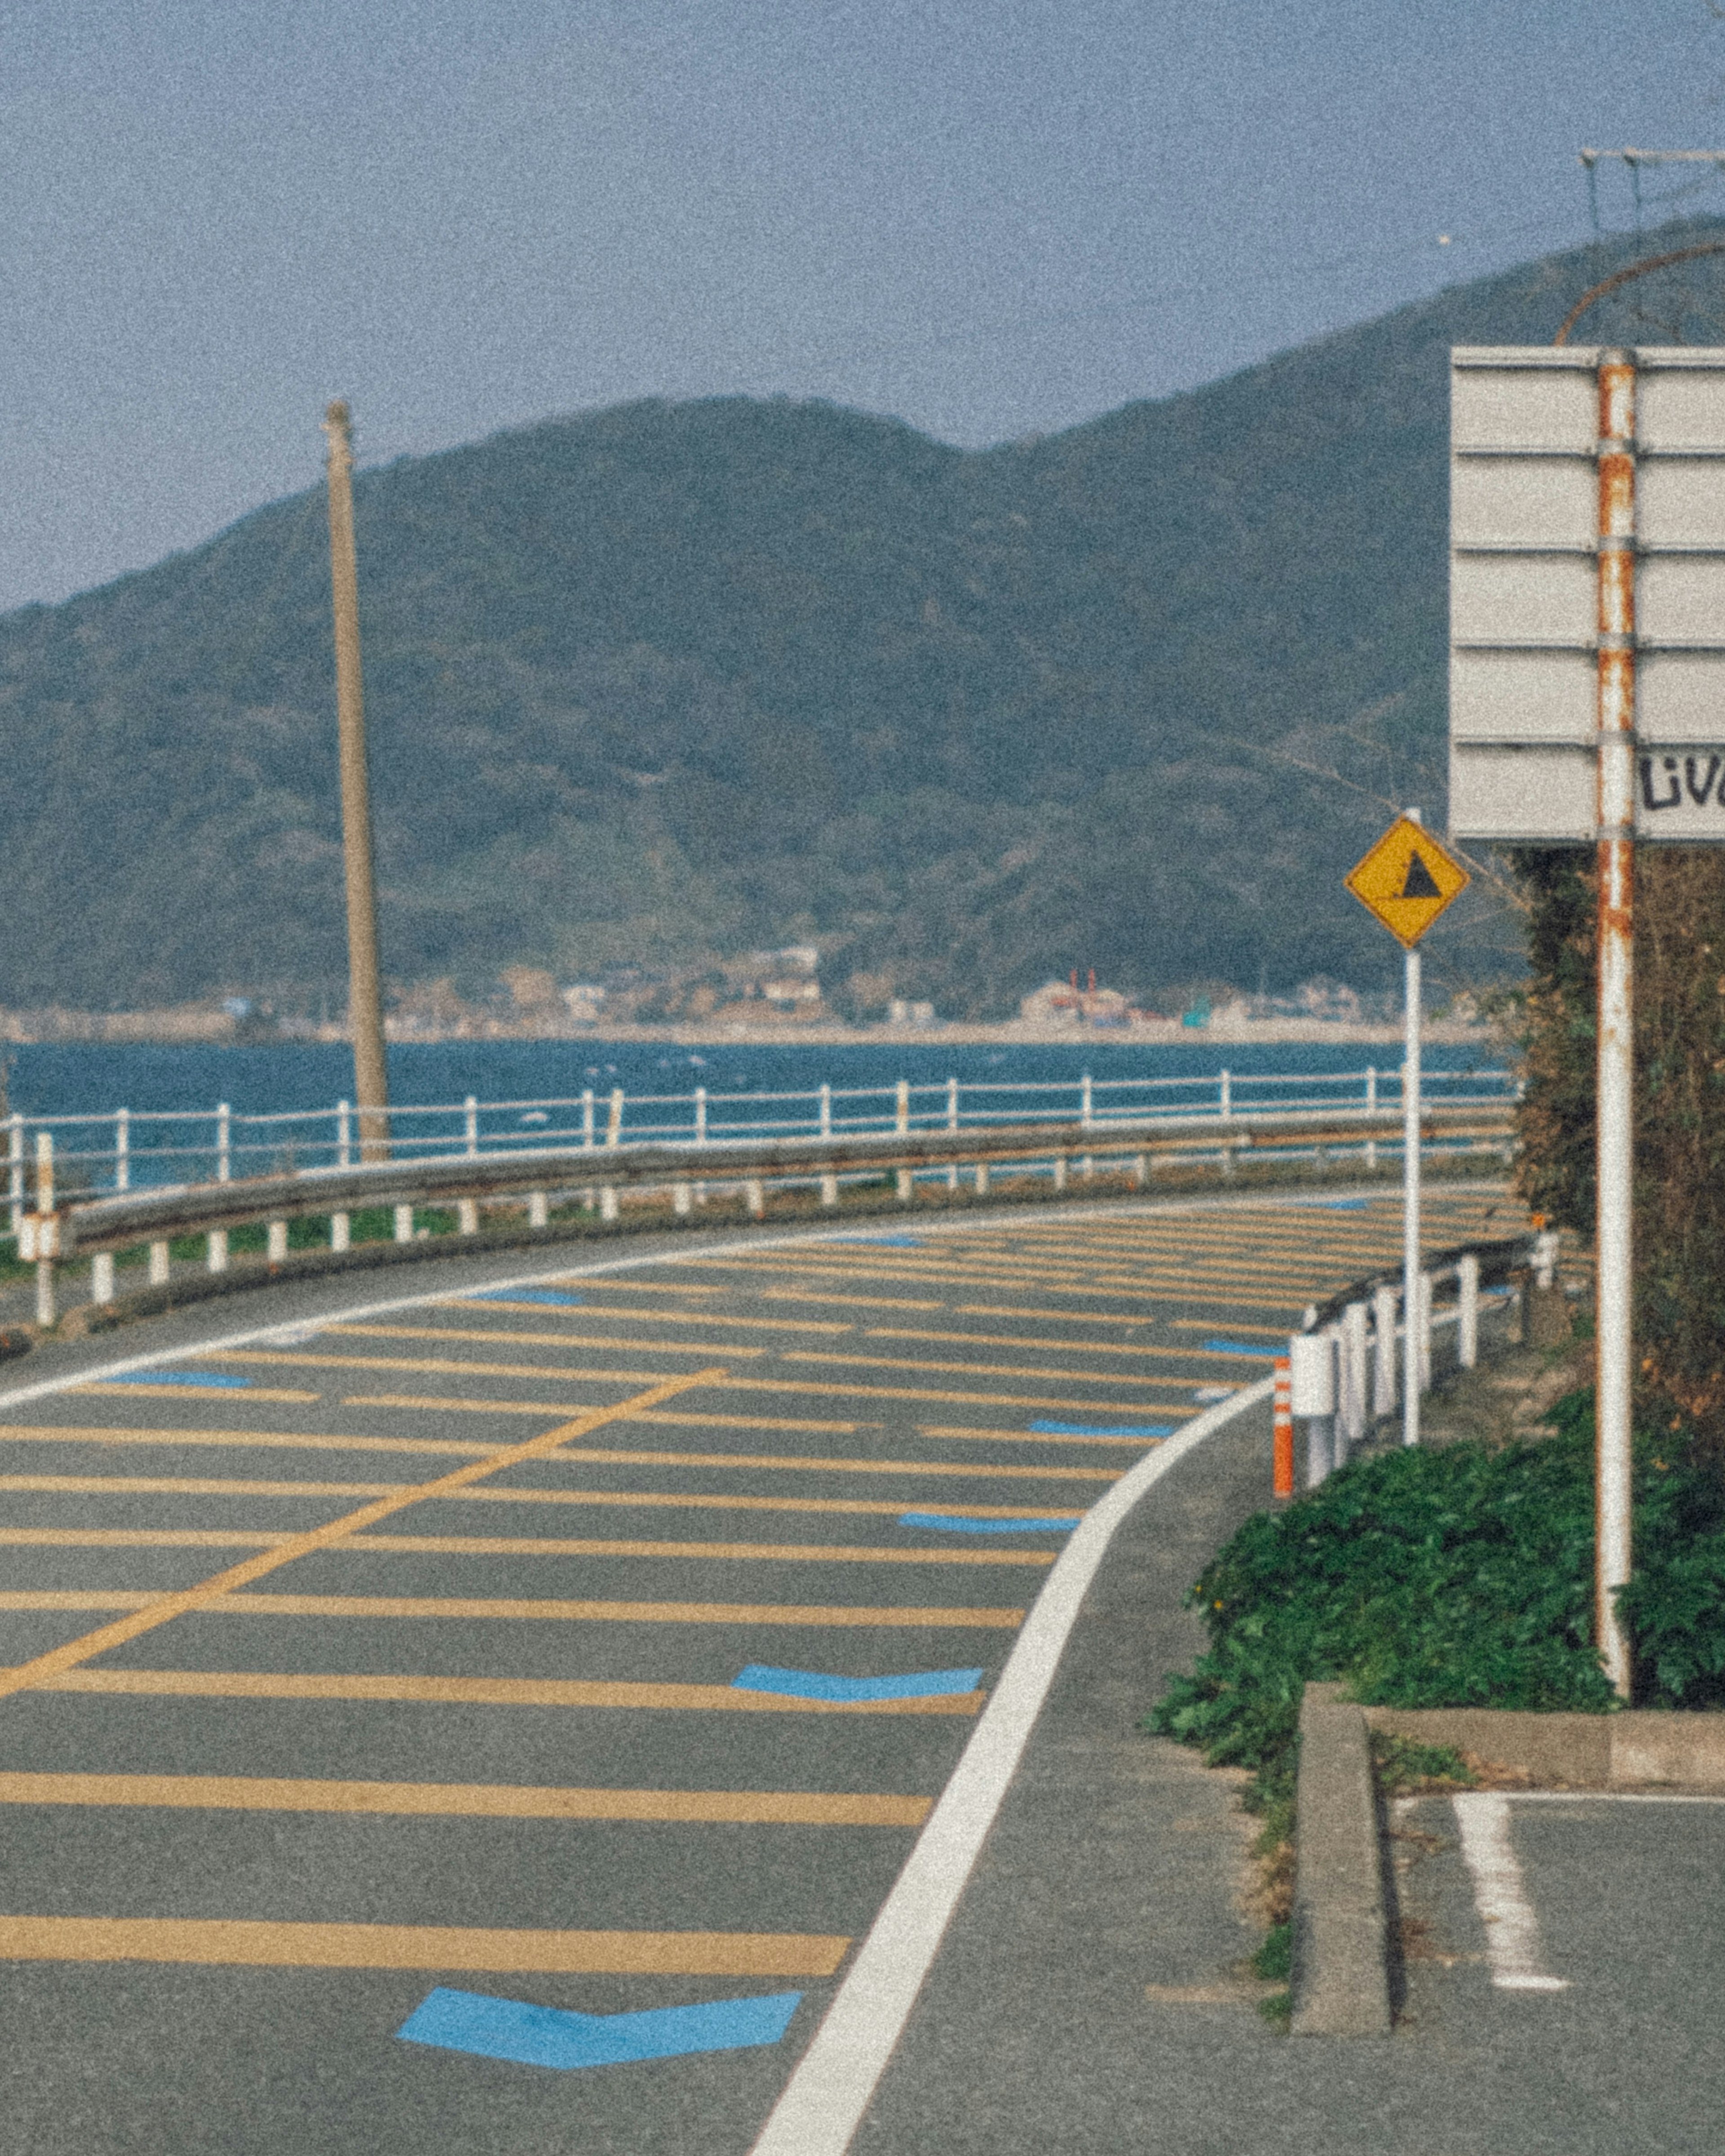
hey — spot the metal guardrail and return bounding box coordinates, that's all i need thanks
[44,1102,1513,1263]
[4,1064,1520,1216]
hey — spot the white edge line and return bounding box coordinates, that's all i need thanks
[745,1371,1275,2156]
[0,1176,1500,1417]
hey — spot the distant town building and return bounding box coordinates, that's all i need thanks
[562,984,607,1024]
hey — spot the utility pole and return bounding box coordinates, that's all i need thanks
[322,399,390,1162]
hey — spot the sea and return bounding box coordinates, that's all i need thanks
[0,1035,1505,1126]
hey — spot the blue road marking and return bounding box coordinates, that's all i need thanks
[398,1987,802,2070]
[731,1664,983,1702]
[1322,1198,1369,1210]
[1029,1419,1173,1438]
[831,1235,922,1247]
[1199,1339,1277,1359]
[106,1371,251,1389]
[467,1287,583,1305]
[898,1512,1079,1535]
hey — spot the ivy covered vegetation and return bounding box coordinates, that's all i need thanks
[1151,1389,1725,1795]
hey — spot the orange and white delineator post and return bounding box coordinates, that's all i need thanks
[1273,1356,1294,1499]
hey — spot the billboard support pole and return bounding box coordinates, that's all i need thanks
[1595,352,1637,1700]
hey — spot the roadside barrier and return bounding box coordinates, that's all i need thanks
[1285,1233,1537,1482]
[4,1063,1516,1223]
[11,1100,1514,1328]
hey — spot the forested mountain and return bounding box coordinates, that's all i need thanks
[0,223,1705,1017]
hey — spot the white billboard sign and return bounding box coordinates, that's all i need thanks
[1449,345,1725,841]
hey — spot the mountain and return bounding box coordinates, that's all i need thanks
[0,222,1706,1019]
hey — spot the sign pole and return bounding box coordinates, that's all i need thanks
[1595,352,1637,1699]
[1341,807,1468,1453]
[1402,902,1421,1449]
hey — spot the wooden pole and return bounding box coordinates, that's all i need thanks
[322,400,390,1163]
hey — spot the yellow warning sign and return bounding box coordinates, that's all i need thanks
[1345,817,1470,949]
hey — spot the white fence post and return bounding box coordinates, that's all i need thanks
[975,1161,989,1196]
[458,1200,479,1235]
[819,1084,832,1140]
[1364,1066,1378,1172]
[1372,1282,1398,1418]
[31,1132,55,1325]
[895,1080,910,1136]
[599,1188,618,1224]
[693,1086,706,1206]
[1219,1068,1231,1120]
[528,1191,548,1229]
[820,1170,839,1208]
[583,1089,597,1149]
[674,1183,693,1217]
[896,1167,913,1205]
[1418,1270,1434,1394]
[329,1214,349,1254]
[115,1107,130,1193]
[92,1251,115,1305]
[1290,1329,1336,1488]
[336,1100,352,1170]
[207,1228,229,1273]
[394,1205,414,1244]
[148,1240,170,1286]
[7,1113,22,1233]
[1340,1300,1369,1454]
[607,1088,624,1146]
[464,1096,479,1159]
[947,1076,960,1189]
[216,1103,231,1184]
[1053,1154,1067,1192]
[268,1221,289,1264]
[1458,1251,1480,1370]
[746,1178,766,1219]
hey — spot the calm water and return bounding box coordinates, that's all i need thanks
[1,1035,1503,1125]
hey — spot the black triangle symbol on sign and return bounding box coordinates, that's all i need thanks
[1399,850,1442,900]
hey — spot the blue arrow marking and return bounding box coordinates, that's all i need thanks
[468,1288,583,1305]
[398,1987,802,2069]
[731,1664,983,1702]
[898,1512,1079,1535]
[1200,1339,1277,1359]
[831,1235,922,1248]
[1029,1420,1173,1439]
[107,1371,251,1388]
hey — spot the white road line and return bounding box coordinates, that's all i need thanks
[1452,1791,1569,1992]
[745,1373,1274,2156]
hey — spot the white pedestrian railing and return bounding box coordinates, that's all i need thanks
[3,1064,1517,1229]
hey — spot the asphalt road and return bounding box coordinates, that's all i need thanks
[0,1182,1514,2155]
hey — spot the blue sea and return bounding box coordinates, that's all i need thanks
[1,1037,1508,1191]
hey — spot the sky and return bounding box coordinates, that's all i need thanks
[4,0,1725,613]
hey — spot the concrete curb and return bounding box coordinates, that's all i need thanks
[1289,1682,1392,2037]
[1363,1703,1725,1788]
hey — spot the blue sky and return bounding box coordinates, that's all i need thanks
[3,0,1723,610]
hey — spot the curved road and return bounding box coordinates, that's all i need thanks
[0,1182,1513,2154]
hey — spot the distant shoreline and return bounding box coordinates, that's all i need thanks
[0,1011,1498,1050]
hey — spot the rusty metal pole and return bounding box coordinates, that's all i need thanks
[1595,353,1637,1699]
[322,400,390,1163]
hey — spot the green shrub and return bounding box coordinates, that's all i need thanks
[1153,1392,1725,1789]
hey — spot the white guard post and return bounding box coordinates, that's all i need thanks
[1289,1329,1336,1489]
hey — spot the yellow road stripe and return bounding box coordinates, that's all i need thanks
[719,1378,1199,1414]
[447,1307,856,1335]
[0,1525,1053,1566]
[777,1350,1192,1395]
[33,1667,985,1715]
[760,1289,945,1311]
[323,1323,765,1357]
[0,1590,1024,1626]
[0,1772,931,1827]
[221,1350,683,1383]
[568,1280,727,1296]
[221,1593,1024,1627]
[72,1385,322,1404]
[353,1386,1164,1431]
[354,1418,1122,1480]
[917,1425,1158,1450]
[340,1532,1056,1568]
[0,1916,849,1976]
[1170,1318,1293,1337]
[0,1473,1082,1520]
[0,1426,511,1462]
[0,1371,722,1706]
[957,1303,1188,1328]
[864,1326,1242,1362]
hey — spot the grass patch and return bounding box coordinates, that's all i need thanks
[1370,1732,1479,1797]
[1251,1920,1291,1983]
